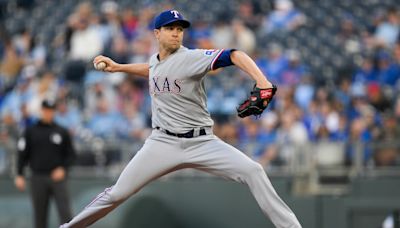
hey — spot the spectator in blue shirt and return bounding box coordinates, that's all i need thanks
[279,49,307,86]
[376,51,400,87]
[352,55,378,84]
[86,97,122,139]
[1,74,34,125]
[256,43,288,83]
[263,0,306,34]
[54,99,83,136]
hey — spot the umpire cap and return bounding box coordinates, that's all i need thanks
[41,99,57,109]
[154,10,191,29]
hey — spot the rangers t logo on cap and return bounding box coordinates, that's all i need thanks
[153,9,191,29]
[170,10,180,18]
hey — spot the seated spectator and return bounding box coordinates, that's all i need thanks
[294,74,314,110]
[84,71,116,118]
[332,114,348,142]
[231,19,256,54]
[1,70,34,127]
[103,35,130,65]
[135,5,155,31]
[262,0,306,34]
[318,102,342,141]
[257,111,281,167]
[129,31,156,63]
[345,117,373,165]
[214,120,239,147]
[378,113,400,141]
[237,1,263,31]
[279,49,307,86]
[302,100,323,141]
[189,20,213,49]
[86,97,122,139]
[366,82,392,113]
[27,70,58,119]
[54,99,83,136]
[373,8,400,48]
[211,17,234,50]
[237,117,267,157]
[97,1,121,46]
[334,76,352,112]
[256,43,288,83]
[115,77,144,112]
[19,101,36,130]
[303,99,347,142]
[336,14,362,55]
[376,51,400,87]
[67,2,103,61]
[276,108,308,164]
[121,8,139,41]
[12,27,46,69]
[116,103,147,140]
[352,55,378,85]
[0,40,23,87]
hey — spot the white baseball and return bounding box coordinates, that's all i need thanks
[95,61,107,71]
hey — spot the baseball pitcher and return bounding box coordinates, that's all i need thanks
[61,10,301,228]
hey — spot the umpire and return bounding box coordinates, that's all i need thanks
[14,99,76,228]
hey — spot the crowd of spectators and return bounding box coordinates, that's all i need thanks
[0,0,399,173]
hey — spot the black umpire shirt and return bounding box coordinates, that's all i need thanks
[17,120,76,176]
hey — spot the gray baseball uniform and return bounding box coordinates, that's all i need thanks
[60,47,301,228]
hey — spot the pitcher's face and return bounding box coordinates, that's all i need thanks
[154,23,184,52]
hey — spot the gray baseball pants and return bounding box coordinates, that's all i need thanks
[60,129,301,228]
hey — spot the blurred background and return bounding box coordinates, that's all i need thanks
[0,0,399,227]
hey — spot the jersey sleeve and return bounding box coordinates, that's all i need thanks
[61,128,76,168]
[187,49,226,74]
[16,129,31,176]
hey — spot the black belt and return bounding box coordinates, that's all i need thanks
[155,127,206,138]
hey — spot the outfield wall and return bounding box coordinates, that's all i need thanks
[0,176,399,228]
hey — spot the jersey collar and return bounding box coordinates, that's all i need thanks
[156,46,187,63]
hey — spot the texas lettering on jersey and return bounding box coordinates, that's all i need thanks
[151,76,182,94]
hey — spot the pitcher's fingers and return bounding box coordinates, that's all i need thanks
[93,55,106,64]
[104,66,113,72]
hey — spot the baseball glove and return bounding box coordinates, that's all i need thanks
[237,84,277,118]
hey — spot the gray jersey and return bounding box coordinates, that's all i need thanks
[149,46,224,133]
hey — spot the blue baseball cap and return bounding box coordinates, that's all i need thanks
[154,10,191,29]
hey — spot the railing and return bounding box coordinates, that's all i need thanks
[1,138,399,195]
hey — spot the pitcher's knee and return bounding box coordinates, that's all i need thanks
[242,161,265,177]
[108,189,127,203]
[108,186,140,203]
[95,186,125,204]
